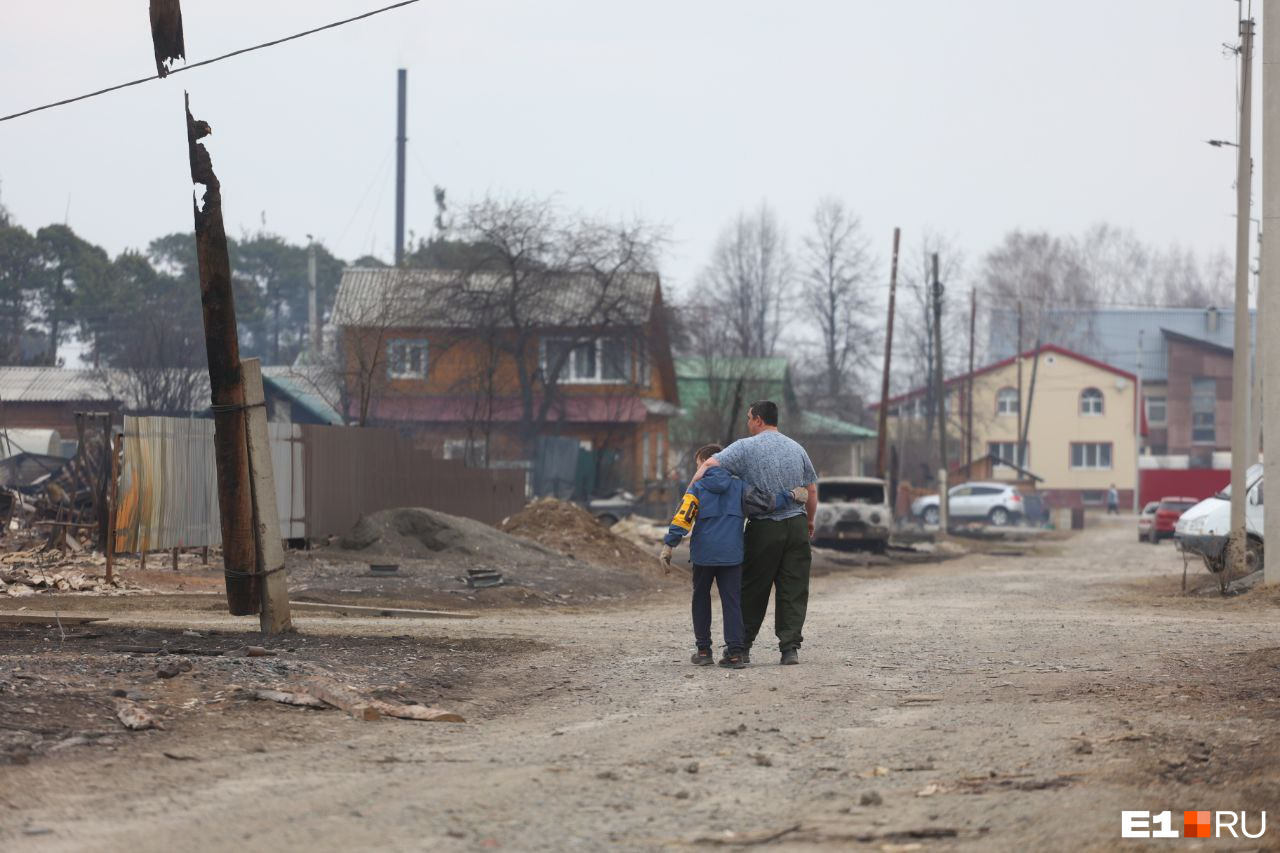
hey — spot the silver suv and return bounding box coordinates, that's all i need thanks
[911,482,1025,527]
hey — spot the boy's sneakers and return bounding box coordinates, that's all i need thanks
[691,648,714,666]
[780,649,799,666]
[718,652,746,669]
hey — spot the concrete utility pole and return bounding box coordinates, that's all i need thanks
[1229,17,1255,578]
[394,68,408,266]
[875,227,901,480]
[1263,1,1280,585]
[1251,227,1264,459]
[932,253,949,532]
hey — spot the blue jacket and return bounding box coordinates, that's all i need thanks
[664,467,796,566]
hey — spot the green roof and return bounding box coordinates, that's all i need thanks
[795,411,876,439]
[670,356,874,443]
[674,356,789,381]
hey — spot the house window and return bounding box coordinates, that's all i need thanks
[387,339,428,379]
[988,441,1028,469]
[542,337,631,384]
[1070,442,1113,470]
[1079,387,1104,416]
[443,438,487,467]
[1191,378,1216,443]
[1081,489,1105,506]
[1146,395,1167,426]
[996,387,1019,416]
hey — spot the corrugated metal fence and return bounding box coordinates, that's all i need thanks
[114,417,524,551]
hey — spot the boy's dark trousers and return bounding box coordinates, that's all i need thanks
[741,515,812,653]
[692,564,745,654]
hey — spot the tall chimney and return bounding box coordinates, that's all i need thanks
[394,68,407,267]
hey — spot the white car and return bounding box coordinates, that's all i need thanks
[812,477,892,552]
[911,482,1025,527]
[1174,464,1263,574]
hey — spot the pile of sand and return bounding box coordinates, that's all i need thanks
[341,507,559,566]
[499,498,659,573]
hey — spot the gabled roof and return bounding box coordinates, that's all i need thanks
[332,268,660,329]
[795,411,876,439]
[870,344,1137,411]
[0,368,115,403]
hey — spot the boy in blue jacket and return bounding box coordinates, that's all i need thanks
[659,444,806,669]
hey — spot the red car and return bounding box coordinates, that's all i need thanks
[1139,497,1199,543]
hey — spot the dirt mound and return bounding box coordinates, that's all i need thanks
[342,507,558,563]
[500,498,659,572]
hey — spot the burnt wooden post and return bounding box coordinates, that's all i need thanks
[186,93,259,615]
[105,433,121,584]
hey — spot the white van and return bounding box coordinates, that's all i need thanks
[1174,463,1263,574]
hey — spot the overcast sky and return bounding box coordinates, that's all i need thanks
[0,0,1256,306]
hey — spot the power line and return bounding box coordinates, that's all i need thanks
[0,0,423,125]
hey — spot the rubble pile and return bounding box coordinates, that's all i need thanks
[341,507,558,564]
[499,498,658,573]
[1,551,144,597]
[610,515,669,551]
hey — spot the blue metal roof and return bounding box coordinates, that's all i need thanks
[986,307,1255,383]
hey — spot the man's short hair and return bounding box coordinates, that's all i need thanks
[748,400,779,427]
[695,444,722,464]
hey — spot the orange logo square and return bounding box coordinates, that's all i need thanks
[1184,811,1211,838]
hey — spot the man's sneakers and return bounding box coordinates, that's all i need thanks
[780,649,800,666]
[718,652,747,669]
[741,648,751,664]
[691,648,715,666]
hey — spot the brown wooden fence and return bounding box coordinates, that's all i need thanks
[300,425,526,538]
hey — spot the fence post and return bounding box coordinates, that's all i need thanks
[242,359,293,634]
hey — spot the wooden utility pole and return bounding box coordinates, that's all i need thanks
[875,227,901,480]
[932,253,948,531]
[966,287,976,468]
[186,94,258,616]
[1016,301,1024,463]
[1020,341,1042,467]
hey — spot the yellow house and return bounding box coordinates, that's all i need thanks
[874,345,1139,509]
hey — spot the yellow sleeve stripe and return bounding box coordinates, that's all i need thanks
[671,492,699,532]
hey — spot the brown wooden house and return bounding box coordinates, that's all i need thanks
[330,267,680,494]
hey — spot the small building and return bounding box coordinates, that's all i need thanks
[671,356,875,478]
[0,368,118,449]
[872,345,1139,509]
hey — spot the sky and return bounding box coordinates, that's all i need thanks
[0,0,1257,311]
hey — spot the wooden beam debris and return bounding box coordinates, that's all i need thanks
[148,0,186,77]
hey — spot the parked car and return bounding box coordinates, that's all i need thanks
[1141,496,1199,544]
[1137,501,1159,542]
[1174,464,1263,573]
[911,482,1024,527]
[588,490,637,527]
[813,477,892,552]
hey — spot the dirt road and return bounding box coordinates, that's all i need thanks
[5,521,1280,850]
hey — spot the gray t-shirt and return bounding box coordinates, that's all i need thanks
[714,430,817,522]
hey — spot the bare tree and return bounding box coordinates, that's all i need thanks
[700,203,793,358]
[798,198,876,418]
[448,196,666,458]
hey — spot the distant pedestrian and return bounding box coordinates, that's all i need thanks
[696,401,817,666]
[1107,483,1119,515]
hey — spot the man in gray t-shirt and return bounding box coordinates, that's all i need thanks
[698,400,818,665]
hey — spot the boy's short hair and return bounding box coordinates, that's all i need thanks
[748,400,779,426]
[695,444,722,464]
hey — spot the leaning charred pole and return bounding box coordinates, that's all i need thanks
[186,93,259,615]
